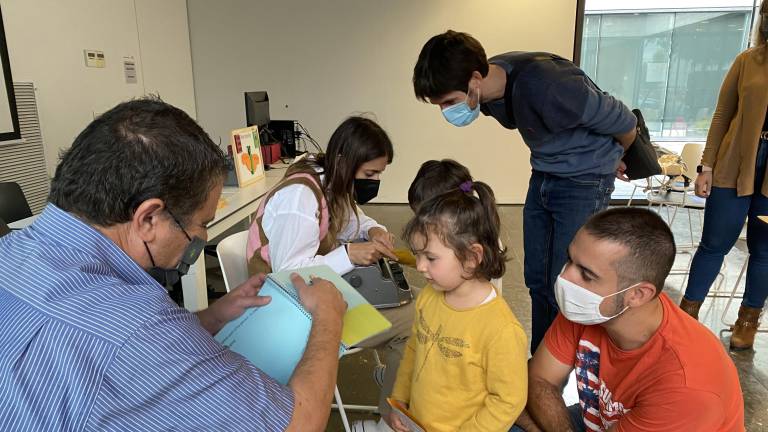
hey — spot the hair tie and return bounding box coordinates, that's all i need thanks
[459,180,473,193]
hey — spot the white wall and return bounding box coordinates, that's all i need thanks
[1,0,195,175]
[188,0,578,203]
[134,0,195,113]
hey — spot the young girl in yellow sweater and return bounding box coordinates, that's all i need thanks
[388,181,528,432]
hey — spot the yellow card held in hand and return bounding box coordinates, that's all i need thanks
[387,398,426,432]
[394,248,417,267]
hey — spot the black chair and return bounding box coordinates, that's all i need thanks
[0,217,10,238]
[0,182,33,224]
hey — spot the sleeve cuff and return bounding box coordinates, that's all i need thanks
[325,245,355,275]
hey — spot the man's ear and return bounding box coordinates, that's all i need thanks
[625,282,658,307]
[131,198,166,242]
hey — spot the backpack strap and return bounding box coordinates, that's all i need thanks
[246,171,330,275]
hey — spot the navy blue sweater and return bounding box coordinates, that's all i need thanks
[481,52,636,176]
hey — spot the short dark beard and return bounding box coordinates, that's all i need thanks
[613,291,627,316]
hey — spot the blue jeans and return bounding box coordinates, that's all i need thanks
[524,171,615,353]
[509,404,586,432]
[684,139,768,308]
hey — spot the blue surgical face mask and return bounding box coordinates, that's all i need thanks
[441,87,481,127]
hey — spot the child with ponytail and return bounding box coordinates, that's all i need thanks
[388,180,528,432]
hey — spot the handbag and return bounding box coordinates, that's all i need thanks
[622,109,662,180]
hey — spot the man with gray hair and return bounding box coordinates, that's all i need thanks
[0,97,345,431]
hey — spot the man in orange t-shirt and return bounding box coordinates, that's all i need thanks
[513,208,744,432]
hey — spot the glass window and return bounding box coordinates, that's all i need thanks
[581,9,752,141]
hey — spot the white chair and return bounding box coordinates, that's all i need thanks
[645,144,729,290]
[626,176,665,207]
[490,239,505,294]
[647,189,705,247]
[671,143,704,190]
[647,143,705,245]
[216,230,380,432]
[216,230,251,292]
[491,277,503,293]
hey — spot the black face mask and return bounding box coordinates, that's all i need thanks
[144,211,206,289]
[353,178,380,205]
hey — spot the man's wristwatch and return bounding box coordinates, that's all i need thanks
[696,165,712,173]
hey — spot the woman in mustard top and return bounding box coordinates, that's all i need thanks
[681,2,768,351]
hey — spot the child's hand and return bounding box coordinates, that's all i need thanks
[386,410,410,432]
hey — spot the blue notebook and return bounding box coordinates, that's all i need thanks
[215,265,392,385]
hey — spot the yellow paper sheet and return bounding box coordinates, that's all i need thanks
[342,304,392,347]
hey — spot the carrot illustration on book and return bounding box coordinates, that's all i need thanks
[247,145,254,174]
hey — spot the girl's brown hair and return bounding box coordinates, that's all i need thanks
[403,181,506,280]
[407,159,472,211]
[286,116,393,241]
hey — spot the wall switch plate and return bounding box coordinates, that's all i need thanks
[123,56,137,84]
[84,50,105,68]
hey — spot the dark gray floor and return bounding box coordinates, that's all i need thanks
[206,203,767,431]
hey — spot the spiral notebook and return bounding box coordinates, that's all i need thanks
[215,265,392,385]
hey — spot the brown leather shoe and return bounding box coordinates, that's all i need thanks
[679,297,703,321]
[730,305,763,351]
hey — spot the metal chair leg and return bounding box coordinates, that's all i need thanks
[335,386,352,432]
[331,349,382,428]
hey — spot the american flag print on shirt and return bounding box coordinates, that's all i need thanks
[575,339,630,432]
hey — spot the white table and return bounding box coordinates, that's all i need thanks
[8,215,37,229]
[182,170,282,311]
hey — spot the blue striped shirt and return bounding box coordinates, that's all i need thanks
[0,204,294,431]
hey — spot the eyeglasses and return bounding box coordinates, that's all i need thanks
[166,209,193,242]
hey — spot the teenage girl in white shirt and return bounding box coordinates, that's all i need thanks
[246,116,413,430]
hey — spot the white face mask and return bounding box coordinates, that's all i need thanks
[554,274,638,325]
